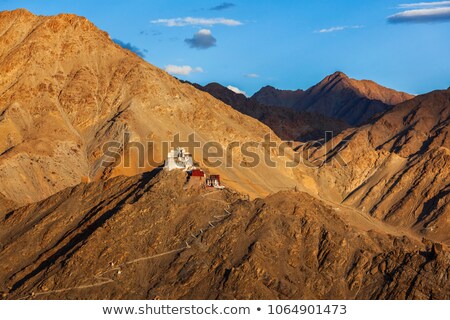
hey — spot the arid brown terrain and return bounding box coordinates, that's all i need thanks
[0,9,449,300]
[254,72,413,126]
[305,88,450,243]
[252,85,305,108]
[0,8,310,211]
[1,170,449,299]
[193,82,348,141]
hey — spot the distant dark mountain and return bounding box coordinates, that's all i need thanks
[194,82,348,142]
[252,72,414,126]
[293,72,413,126]
[252,85,304,108]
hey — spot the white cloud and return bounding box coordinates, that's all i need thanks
[198,29,212,35]
[399,1,450,8]
[388,7,450,23]
[227,85,247,96]
[316,25,363,33]
[151,17,242,27]
[185,29,217,49]
[165,65,204,76]
[244,73,259,78]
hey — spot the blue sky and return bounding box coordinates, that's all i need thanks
[1,0,450,96]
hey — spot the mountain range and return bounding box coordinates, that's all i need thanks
[253,71,413,126]
[193,72,413,141]
[192,82,349,142]
[305,87,450,243]
[0,9,449,300]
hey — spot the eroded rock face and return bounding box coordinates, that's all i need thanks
[307,89,450,243]
[1,170,448,300]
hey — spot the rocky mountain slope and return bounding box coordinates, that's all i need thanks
[252,72,413,126]
[1,170,448,300]
[0,9,311,211]
[194,82,348,141]
[252,85,304,108]
[0,9,449,301]
[305,88,450,243]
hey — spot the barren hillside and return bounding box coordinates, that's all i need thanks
[0,9,311,211]
[1,170,448,300]
[306,88,450,243]
[0,9,449,301]
[194,82,348,141]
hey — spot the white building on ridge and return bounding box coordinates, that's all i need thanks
[164,147,194,171]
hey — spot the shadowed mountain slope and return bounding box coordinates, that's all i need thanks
[252,72,413,126]
[194,82,348,142]
[306,88,450,243]
[0,9,449,301]
[1,170,448,300]
[252,85,304,108]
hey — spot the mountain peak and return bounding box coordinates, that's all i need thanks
[203,82,235,94]
[293,72,414,125]
[0,8,36,23]
[320,71,350,86]
[2,8,34,16]
[313,71,413,103]
[330,71,349,79]
[204,82,226,89]
[260,85,277,90]
[202,82,248,103]
[0,9,100,35]
[252,86,304,108]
